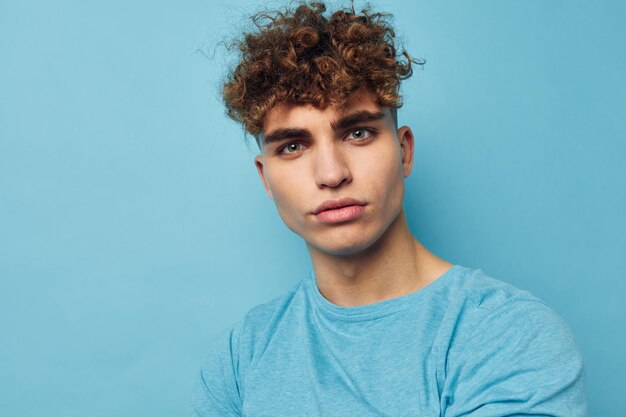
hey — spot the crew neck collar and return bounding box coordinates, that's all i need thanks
[306,264,462,322]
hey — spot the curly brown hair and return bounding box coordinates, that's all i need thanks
[222,1,420,136]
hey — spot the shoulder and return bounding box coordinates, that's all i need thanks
[442,266,581,362]
[219,278,306,365]
[439,267,586,416]
[433,266,561,339]
[192,279,307,415]
[236,278,304,336]
[445,265,542,309]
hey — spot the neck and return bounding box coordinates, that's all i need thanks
[307,208,452,307]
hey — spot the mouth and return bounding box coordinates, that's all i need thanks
[313,198,367,223]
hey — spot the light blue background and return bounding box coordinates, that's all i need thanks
[1,0,624,416]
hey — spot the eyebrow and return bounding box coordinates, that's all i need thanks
[330,110,386,131]
[262,128,312,145]
[261,110,386,145]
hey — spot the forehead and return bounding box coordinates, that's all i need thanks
[261,90,392,135]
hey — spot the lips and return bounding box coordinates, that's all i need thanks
[313,198,366,223]
[313,197,366,215]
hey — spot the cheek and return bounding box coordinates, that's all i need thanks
[265,166,307,219]
[361,143,404,198]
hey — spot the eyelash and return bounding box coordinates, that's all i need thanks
[276,127,377,155]
[277,142,307,155]
[346,128,375,141]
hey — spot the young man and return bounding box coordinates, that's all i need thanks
[193,2,586,416]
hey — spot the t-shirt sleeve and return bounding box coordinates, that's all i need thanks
[441,299,587,417]
[191,325,242,417]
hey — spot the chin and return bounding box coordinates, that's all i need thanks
[308,232,382,257]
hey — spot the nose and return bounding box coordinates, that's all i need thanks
[313,143,352,189]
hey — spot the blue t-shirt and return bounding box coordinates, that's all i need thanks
[192,264,586,416]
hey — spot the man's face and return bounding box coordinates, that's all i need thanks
[254,90,415,256]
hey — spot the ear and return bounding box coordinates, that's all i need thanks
[397,126,415,178]
[254,155,274,199]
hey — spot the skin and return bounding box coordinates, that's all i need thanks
[254,89,452,307]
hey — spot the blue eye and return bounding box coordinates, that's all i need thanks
[347,128,372,140]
